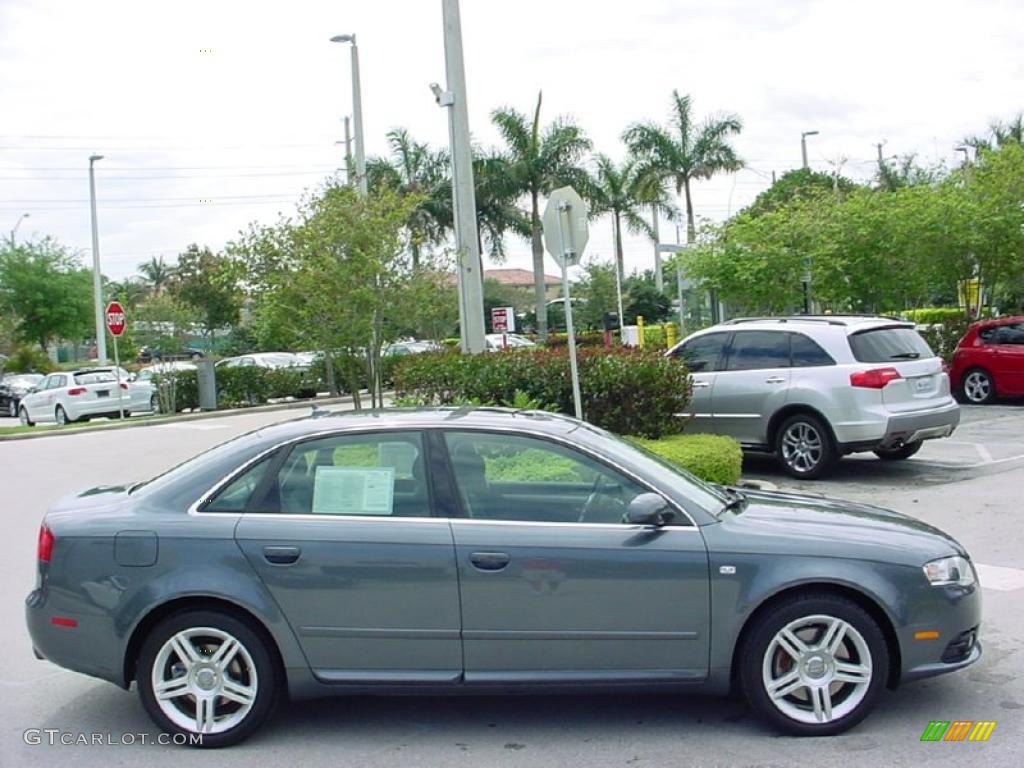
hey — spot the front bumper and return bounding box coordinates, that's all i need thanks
[899,579,982,685]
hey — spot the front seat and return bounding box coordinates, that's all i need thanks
[449,441,491,518]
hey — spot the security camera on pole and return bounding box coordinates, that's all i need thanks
[542,186,588,420]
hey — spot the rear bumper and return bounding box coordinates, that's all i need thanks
[839,401,959,452]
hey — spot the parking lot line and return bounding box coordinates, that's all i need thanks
[975,563,1024,592]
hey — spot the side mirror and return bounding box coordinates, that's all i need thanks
[624,493,675,526]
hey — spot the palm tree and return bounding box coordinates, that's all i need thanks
[963,114,1024,155]
[138,256,175,295]
[367,128,450,267]
[587,154,674,285]
[491,92,592,339]
[108,276,149,310]
[623,90,743,242]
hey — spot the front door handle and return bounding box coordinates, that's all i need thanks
[765,377,786,384]
[469,551,511,571]
[263,545,301,565]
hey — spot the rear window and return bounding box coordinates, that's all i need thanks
[74,371,117,384]
[848,327,935,362]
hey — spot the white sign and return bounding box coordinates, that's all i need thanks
[542,186,589,268]
[312,466,394,516]
[491,306,515,333]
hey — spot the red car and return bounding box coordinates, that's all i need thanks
[950,315,1024,403]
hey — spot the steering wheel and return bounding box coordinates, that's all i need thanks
[577,473,628,523]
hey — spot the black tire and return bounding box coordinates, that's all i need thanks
[7,399,17,418]
[959,367,995,404]
[775,413,837,479]
[137,610,278,748]
[18,406,34,427]
[150,394,162,414]
[739,593,890,737]
[55,405,73,426]
[874,441,923,461]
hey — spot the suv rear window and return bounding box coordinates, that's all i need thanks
[848,327,934,362]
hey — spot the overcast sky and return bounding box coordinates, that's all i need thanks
[1,0,1021,281]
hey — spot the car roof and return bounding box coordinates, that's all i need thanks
[972,314,1024,329]
[713,315,913,332]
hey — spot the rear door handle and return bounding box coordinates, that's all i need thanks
[765,377,786,384]
[692,381,711,389]
[469,552,511,571]
[263,545,301,565]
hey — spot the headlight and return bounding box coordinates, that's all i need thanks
[923,556,976,587]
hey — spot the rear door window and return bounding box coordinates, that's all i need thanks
[724,331,791,371]
[848,327,934,362]
[790,333,836,367]
[673,332,729,372]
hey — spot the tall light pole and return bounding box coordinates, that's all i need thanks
[9,212,29,244]
[801,130,819,169]
[434,0,486,354]
[955,145,971,166]
[88,154,107,364]
[330,35,367,195]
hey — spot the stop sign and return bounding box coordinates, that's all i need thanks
[105,301,126,337]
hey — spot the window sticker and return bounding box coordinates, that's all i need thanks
[312,466,395,515]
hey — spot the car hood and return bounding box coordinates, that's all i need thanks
[713,487,966,565]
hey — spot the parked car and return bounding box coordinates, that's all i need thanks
[26,407,981,746]
[18,369,131,426]
[666,316,960,478]
[949,315,1024,404]
[0,372,44,417]
[485,332,536,351]
[383,340,444,357]
[137,345,206,363]
[129,361,197,413]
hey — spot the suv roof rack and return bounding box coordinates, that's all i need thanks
[722,314,907,327]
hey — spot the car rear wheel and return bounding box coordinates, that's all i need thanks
[55,405,72,426]
[18,406,33,427]
[138,610,278,748]
[874,441,923,461]
[776,413,836,479]
[960,368,995,404]
[150,394,162,414]
[740,594,889,736]
[7,399,16,418]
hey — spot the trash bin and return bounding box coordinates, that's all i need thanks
[196,360,217,411]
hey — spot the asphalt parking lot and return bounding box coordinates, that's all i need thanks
[1,403,1022,767]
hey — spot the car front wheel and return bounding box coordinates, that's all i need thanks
[740,593,889,736]
[137,610,278,748]
[776,413,836,479]
[960,368,995,404]
[19,407,33,427]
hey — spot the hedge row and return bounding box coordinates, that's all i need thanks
[631,433,743,486]
[152,366,316,412]
[393,347,692,439]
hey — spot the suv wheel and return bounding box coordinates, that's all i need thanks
[137,610,278,748]
[740,593,889,736]
[960,368,995,404]
[776,413,836,479]
[874,441,922,461]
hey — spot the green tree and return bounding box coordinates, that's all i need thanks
[491,92,592,340]
[624,281,671,324]
[0,238,93,351]
[574,259,619,330]
[624,90,743,242]
[171,245,242,346]
[744,168,857,216]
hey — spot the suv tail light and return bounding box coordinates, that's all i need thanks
[67,387,87,396]
[850,367,903,389]
[38,524,54,563]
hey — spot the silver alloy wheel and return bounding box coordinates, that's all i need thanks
[150,394,161,414]
[963,371,992,403]
[8,399,16,417]
[781,422,823,473]
[55,406,67,426]
[762,614,873,725]
[151,626,259,735]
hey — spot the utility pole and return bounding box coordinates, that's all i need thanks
[438,0,486,353]
[651,204,663,292]
[801,130,819,169]
[88,155,107,365]
[330,35,367,195]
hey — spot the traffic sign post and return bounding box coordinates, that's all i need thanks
[105,301,127,419]
[543,187,589,421]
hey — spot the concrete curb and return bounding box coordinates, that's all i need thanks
[0,394,368,442]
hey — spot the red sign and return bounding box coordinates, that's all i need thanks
[105,301,126,337]
[491,306,510,333]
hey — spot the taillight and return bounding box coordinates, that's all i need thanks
[38,524,54,563]
[120,382,129,390]
[66,387,86,396]
[850,367,903,389]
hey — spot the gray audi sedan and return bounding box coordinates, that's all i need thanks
[26,408,981,747]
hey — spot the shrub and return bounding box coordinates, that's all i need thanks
[394,347,691,438]
[631,433,743,485]
[152,369,199,412]
[217,365,272,407]
[3,345,55,374]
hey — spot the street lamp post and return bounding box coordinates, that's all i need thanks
[330,35,367,195]
[88,155,107,365]
[434,0,486,354]
[801,130,819,169]
[9,213,29,244]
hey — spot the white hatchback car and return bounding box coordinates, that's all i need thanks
[129,361,197,413]
[19,369,132,426]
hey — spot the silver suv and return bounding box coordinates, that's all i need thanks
[666,316,960,478]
